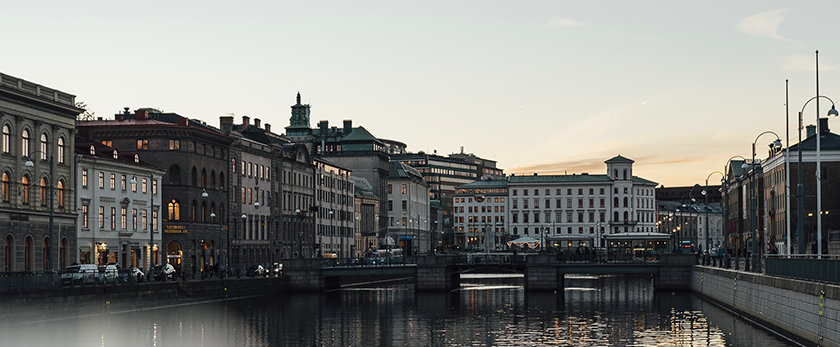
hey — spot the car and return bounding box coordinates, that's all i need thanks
[246,264,265,277]
[125,267,145,283]
[153,263,177,281]
[98,264,119,284]
[60,264,98,286]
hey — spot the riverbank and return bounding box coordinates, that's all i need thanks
[691,265,838,347]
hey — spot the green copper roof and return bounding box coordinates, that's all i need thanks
[455,179,508,190]
[605,155,635,164]
[341,126,380,142]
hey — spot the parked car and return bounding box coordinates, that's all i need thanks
[98,264,119,284]
[125,267,145,283]
[60,264,98,286]
[246,264,266,277]
[153,263,176,281]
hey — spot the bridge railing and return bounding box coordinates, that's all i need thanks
[319,256,419,268]
[0,271,58,291]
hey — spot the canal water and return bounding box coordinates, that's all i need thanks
[2,274,800,347]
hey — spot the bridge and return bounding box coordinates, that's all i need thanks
[283,253,695,292]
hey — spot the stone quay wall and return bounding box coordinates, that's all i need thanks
[692,266,840,346]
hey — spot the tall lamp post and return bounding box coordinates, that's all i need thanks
[202,186,225,275]
[702,171,724,261]
[24,153,53,273]
[131,174,156,272]
[722,155,747,269]
[747,132,782,272]
[797,93,838,256]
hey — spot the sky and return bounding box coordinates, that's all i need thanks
[3,1,840,187]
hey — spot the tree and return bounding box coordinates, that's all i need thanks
[75,102,95,120]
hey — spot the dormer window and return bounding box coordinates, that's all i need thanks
[89,145,95,155]
[134,154,140,163]
[113,150,118,159]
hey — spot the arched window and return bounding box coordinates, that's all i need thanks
[40,133,48,160]
[613,211,619,222]
[4,236,13,271]
[623,197,628,207]
[613,169,618,179]
[21,175,30,205]
[623,211,629,222]
[1,172,9,202]
[220,173,225,189]
[210,203,216,222]
[201,202,206,222]
[613,197,619,207]
[40,178,48,206]
[57,137,65,164]
[42,237,49,270]
[211,170,216,188]
[191,200,197,221]
[89,145,95,155]
[191,167,197,186]
[24,237,33,271]
[21,129,30,157]
[112,149,118,159]
[169,165,181,184]
[167,199,180,221]
[201,169,207,188]
[57,180,65,208]
[2,124,10,153]
[623,169,628,180]
[232,158,237,173]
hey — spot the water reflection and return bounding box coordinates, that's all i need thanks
[1,274,796,347]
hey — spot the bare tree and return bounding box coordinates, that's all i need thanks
[75,102,95,120]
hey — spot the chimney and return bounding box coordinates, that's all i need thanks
[134,109,149,121]
[220,115,234,132]
[242,115,250,129]
[343,120,352,135]
[820,117,830,134]
[807,124,816,138]
[533,173,538,176]
[254,118,261,128]
[264,123,271,132]
[318,120,329,133]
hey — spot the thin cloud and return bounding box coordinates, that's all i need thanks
[783,55,839,71]
[545,17,585,28]
[735,9,798,43]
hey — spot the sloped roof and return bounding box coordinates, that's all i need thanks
[455,179,508,190]
[605,155,635,164]
[788,131,840,151]
[341,126,379,142]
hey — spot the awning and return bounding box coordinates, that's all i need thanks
[507,236,540,249]
[604,232,672,241]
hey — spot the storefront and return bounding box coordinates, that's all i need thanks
[605,232,672,259]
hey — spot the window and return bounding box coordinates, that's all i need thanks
[110,207,116,229]
[82,170,88,188]
[121,207,127,229]
[1,124,9,153]
[110,173,115,190]
[169,139,180,150]
[112,150,118,159]
[132,209,138,229]
[82,204,89,229]
[153,210,158,231]
[98,172,104,189]
[57,181,64,208]
[57,137,65,163]
[131,178,137,192]
[232,158,237,173]
[142,178,147,193]
[401,184,407,194]
[168,199,180,221]
[142,210,148,230]
[101,140,112,147]
[152,178,158,195]
[1,172,9,202]
[136,139,149,150]
[21,129,29,157]
[40,133,48,160]
[99,206,105,228]
[40,178,48,206]
[121,175,127,191]
[401,200,407,211]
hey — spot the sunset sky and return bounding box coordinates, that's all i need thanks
[3,1,840,187]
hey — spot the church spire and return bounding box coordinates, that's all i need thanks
[296,92,301,105]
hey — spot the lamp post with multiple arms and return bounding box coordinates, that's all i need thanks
[24,153,54,273]
[747,132,782,272]
[131,174,156,273]
[797,92,838,256]
[702,171,724,260]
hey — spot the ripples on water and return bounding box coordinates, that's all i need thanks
[1,274,797,347]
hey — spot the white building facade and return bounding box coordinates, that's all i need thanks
[76,142,164,271]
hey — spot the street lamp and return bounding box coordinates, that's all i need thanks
[131,174,157,272]
[722,155,747,269]
[703,171,724,263]
[202,186,225,275]
[797,92,838,256]
[24,153,54,274]
[746,131,782,272]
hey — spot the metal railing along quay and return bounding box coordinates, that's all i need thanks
[766,254,840,284]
